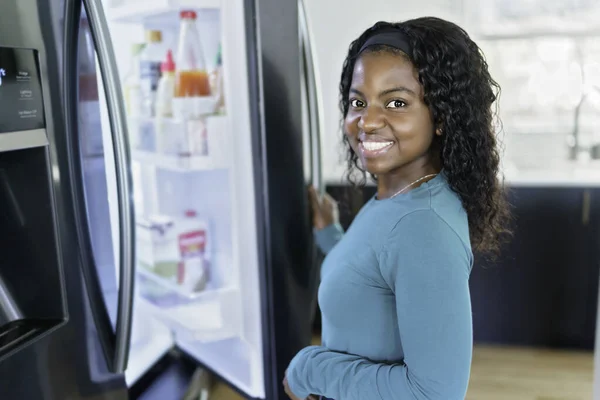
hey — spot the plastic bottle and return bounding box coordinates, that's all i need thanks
[123,43,148,150]
[209,43,225,114]
[155,50,176,118]
[173,10,213,120]
[155,50,177,154]
[139,30,165,117]
[123,43,145,116]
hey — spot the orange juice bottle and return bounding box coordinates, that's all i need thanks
[174,70,211,98]
[173,10,212,120]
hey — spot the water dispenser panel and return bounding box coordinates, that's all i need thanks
[0,47,45,134]
[0,46,64,361]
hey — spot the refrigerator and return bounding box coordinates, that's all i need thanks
[0,0,323,399]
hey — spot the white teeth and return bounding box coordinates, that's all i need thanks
[362,141,393,151]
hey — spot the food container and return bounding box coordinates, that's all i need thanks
[136,211,210,295]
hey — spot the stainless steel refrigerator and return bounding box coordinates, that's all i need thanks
[0,0,323,398]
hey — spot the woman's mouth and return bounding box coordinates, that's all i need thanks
[359,140,394,158]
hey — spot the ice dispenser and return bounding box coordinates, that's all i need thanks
[0,47,66,361]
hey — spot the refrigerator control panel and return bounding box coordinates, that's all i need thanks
[0,47,45,134]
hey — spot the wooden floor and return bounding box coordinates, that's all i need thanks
[466,345,593,400]
[209,343,595,400]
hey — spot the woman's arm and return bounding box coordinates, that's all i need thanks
[309,186,343,254]
[286,210,473,400]
[314,223,344,254]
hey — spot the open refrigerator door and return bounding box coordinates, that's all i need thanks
[95,0,265,397]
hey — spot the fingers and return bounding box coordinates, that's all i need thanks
[308,184,318,199]
[322,193,338,218]
[322,192,336,206]
[308,185,321,209]
[310,186,337,208]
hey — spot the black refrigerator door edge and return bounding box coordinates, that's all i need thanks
[299,0,324,196]
[244,0,276,399]
[299,0,322,329]
[297,0,321,342]
[63,0,117,372]
[248,0,321,399]
[298,15,313,188]
[82,0,136,374]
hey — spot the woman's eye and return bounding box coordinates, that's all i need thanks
[386,100,407,109]
[350,99,364,108]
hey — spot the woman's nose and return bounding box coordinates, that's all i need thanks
[357,107,386,132]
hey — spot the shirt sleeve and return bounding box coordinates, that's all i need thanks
[314,222,344,254]
[286,210,473,400]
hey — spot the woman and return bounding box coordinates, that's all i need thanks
[283,16,510,400]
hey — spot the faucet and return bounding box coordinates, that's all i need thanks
[570,84,600,160]
[568,44,591,161]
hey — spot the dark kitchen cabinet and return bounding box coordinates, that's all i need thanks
[315,184,600,351]
[470,187,600,350]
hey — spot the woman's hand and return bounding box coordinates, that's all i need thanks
[283,372,318,400]
[308,185,339,230]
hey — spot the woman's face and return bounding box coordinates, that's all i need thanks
[344,51,439,177]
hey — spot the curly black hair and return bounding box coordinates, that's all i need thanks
[339,17,511,256]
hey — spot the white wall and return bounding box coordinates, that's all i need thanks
[477,36,600,173]
[304,0,600,182]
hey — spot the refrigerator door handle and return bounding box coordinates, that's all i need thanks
[63,0,118,371]
[299,0,324,195]
[299,19,313,186]
[82,0,136,373]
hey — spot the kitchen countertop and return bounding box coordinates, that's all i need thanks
[502,163,600,187]
[324,164,600,188]
[503,171,600,187]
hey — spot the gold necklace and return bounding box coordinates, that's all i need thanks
[387,173,438,199]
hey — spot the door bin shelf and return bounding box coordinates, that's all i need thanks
[129,115,230,172]
[137,267,215,301]
[137,269,240,343]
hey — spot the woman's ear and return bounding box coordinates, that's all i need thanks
[435,127,443,136]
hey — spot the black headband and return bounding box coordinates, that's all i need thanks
[359,29,412,59]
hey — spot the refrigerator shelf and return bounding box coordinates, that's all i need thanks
[132,149,228,172]
[137,289,238,343]
[130,114,230,172]
[137,267,220,300]
[109,0,221,24]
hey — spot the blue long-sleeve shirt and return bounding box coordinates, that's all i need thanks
[286,173,474,399]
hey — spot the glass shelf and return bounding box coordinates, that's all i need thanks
[110,0,221,24]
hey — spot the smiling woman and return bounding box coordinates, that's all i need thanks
[340,19,511,254]
[346,49,439,196]
[283,17,512,400]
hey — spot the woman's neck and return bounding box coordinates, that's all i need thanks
[376,159,441,200]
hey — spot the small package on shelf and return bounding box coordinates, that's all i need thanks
[136,210,210,296]
[129,117,156,152]
[204,115,228,163]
